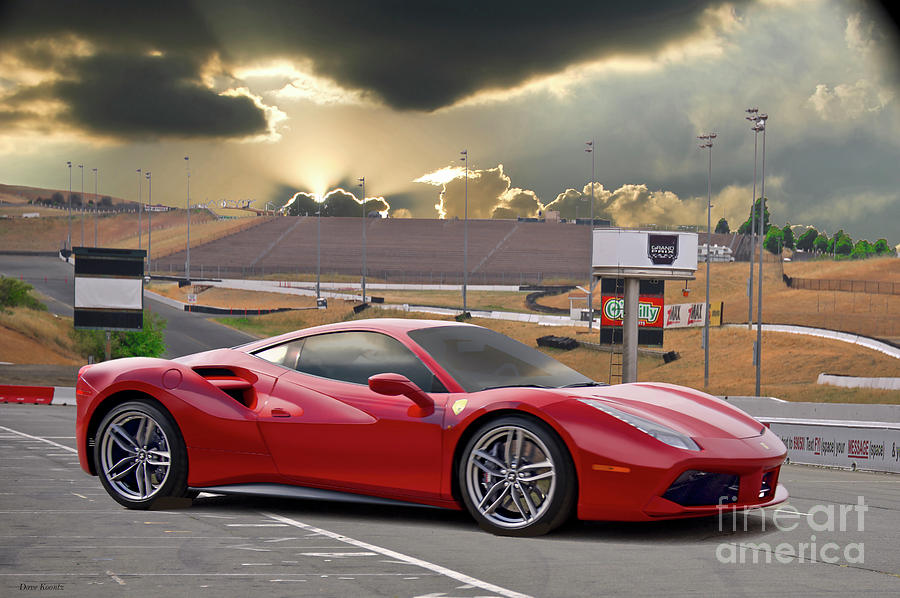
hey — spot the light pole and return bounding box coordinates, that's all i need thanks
[585,140,595,330]
[698,132,717,388]
[137,168,142,251]
[66,161,72,250]
[745,107,760,329]
[92,168,98,246]
[755,113,768,396]
[184,156,191,283]
[146,171,152,275]
[358,177,367,302]
[316,201,321,299]
[78,164,84,246]
[460,149,468,315]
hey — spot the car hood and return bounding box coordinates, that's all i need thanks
[566,382,765,440]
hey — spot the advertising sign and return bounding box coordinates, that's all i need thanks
[599,278,665,346]
[74,247,145,330]
[601,295,664,328]
[766,420,900,474]
[592,229,698,279]
[664,302,724,329]
[647,234,678,265]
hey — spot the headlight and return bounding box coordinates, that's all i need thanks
[578,398,700,451]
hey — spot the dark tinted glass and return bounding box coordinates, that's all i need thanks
[408,325,593,392]
[296,331,445,391]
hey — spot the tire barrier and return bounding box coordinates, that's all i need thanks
[184,304,299,315]
[523,285,575,315]
[536,335,579,350]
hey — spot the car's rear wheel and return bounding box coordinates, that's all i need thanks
[95,401,189,509]
[459,415,575,536]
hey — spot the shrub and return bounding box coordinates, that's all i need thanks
[72,310,167,359]
[0,276,47,311]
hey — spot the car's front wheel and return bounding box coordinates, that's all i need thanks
[95,400,189,509]
[459,415,576,536]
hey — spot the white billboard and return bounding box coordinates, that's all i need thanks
[592,229,698,279]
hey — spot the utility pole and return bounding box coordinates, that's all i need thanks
[698,132,717,388]
[460,149,469,316]
[358,177,367,302]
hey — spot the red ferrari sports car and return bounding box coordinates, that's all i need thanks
[75,318,787,536]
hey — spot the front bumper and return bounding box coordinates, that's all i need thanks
[575,431,788,521]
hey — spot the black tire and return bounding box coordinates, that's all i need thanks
[458,415,576,536]
[94,400,190,509]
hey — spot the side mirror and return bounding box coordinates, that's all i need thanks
[368,373,434,416]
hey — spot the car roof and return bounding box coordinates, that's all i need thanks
[236,317,475,353]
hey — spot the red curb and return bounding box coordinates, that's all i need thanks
[0,385,55,404]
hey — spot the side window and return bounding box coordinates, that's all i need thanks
[296,331,445,392]
[253,339,305,369]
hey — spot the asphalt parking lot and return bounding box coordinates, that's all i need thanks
[1,404,899,597]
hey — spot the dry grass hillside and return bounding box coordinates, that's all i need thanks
[538,258,900,340]
[0,307,82,365]
[0,205,262,257]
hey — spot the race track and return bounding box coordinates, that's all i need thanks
[1,404,898,597]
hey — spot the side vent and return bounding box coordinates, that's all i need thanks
[193,367,258,409]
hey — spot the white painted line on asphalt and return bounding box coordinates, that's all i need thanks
[1,573,438,578]
[260,511,532,598]
[0,425,78,453]
[301,552,378,557]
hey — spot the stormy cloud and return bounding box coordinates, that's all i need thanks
[0,0,744,140]
[282,188,389,217]
[53,53,269,138]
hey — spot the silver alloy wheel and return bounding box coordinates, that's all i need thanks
[99,410,172,501]
[464,425,556,529]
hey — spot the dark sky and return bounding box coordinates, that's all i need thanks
[1,0,898,243]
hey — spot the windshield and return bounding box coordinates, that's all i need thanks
[408,325,595,393]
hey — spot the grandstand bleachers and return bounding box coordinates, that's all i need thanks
[154,216,752,283]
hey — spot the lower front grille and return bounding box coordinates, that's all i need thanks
[759,469,777,499]
[662,470,740,506]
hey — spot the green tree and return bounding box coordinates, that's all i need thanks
[850,239,871,259]
[813,233,829,254]
[781,224,794,249]
[737,198,771,235]
[72,311,167,360]
[872,239,893,255]
[835,235,853,256]
[764,226,784,254]
[51,192,64,206]
[714,217,730,234]
[796,227,818,251]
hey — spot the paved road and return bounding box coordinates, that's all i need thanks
[0,255,255,358]
[1,404,898,597]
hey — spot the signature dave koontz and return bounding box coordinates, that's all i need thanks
[716,496,867,565]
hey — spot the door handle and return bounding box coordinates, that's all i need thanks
[271,407,291,418]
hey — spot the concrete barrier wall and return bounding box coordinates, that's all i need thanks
[765,418,900,473]
[817,374,900,390]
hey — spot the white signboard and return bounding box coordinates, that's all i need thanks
[592,229,698,279]
[765,419,900,473]
[664,302,707,328]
